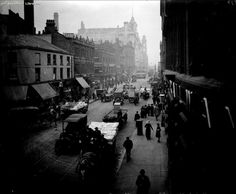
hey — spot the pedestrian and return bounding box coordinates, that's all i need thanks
[154,105,159,121]
[144,120,153,140]
[144,105,148,118]
[134,111,141,122]
[156,123,161,143]
[136,169,151,194]
[49,105,57,127]
[92,92,96,100]
[147,104,151,116]
[117,109,122,119]
[150,104,154,116]
[123,137,133,162]
[140,106,145,118]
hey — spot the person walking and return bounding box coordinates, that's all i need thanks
[156,123,161,143]
[134,111,141,121]
[136,169,151,194]
[49,105,57,127]
[144,120,153,140]
[134,110,140,124]
[123,137,133,162]
[154,105,159,121]
[140,106,145,118]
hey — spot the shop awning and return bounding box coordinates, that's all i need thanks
[3,85,28,101]
[163,69,177,75]
[32,83,58,100]
[176,74,223,90]
[75,77,90,88]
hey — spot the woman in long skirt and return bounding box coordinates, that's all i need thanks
[144,120,153,140]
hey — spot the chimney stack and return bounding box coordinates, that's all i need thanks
[24,0,35,34]
[54,12,59,32]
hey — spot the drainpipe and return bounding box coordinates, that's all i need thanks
[203,97,211,128]
[188,90,191,112]
[225,106,235,128]
[185,89,189,108]
[179,85,181,99]
[173,83,176,97]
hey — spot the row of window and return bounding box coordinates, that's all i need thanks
[35,67,71,82]
[35,53,72,66]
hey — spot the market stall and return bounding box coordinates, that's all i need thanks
[89,121,119,145]
[61,100,88,118]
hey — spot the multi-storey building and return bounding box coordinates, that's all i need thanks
[40,20,95,77]
[78,16,147,73]
[93,39,135,88]
[122,42,135,75]
[161,0,235,193]
[94,41,116,88]
[0,34,73,103]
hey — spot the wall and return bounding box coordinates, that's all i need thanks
[2,48,73,84]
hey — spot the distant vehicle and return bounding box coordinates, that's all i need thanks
[128,89,139,104]
[104,93,113,102]
[140,87,151,100]
[135,71,147,79]
[113,88,124,105]
[96,89,107,99]
[123,84,135,92]
[103,106,128,130]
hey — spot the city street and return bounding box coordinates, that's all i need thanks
[1,1,235,194]
[13,78,169,194]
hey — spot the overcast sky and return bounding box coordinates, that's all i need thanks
[0,0,162,66]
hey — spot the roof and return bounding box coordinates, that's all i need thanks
[1,34,70,55]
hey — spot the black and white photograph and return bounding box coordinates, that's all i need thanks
[0,0,235,194]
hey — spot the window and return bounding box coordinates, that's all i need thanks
[47,54,51,65]
[60,68,63,79]
[35,68,40,82]
[67,56,70,66]
[53,54,57,65]
[7,52,17,80]
[67,68,70,78]
[35,53,41,65]
[60,55,63,66]
[53,68,57,80]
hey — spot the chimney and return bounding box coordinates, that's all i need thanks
[54,12,59,32]
[44,20,57,34]
[24,0,35,34]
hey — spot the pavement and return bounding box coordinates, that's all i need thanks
[112,113,169,194]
